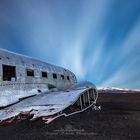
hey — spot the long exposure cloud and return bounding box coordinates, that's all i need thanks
[0,0,140,89]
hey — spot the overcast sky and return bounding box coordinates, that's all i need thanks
[0,0,140,89]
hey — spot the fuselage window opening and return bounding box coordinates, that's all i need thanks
[61,75,64,80]
[53,73,57,79]
[26,69,34,77]
[42,71,47,78]
[3,64,16,81]
[67,76,70,80]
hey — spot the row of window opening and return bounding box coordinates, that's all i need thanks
[27,69,70,80]
[2,64,70,81]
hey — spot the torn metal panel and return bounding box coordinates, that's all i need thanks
[0,86,98,124]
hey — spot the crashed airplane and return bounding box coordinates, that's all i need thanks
[0,48,98,124]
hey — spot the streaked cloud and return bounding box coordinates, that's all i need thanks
[0,0,140,89]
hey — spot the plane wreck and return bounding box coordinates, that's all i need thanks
[0,49,98,124]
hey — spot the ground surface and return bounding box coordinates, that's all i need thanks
[0,93,140,140]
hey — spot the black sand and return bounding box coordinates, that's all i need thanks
[0,93,140,140]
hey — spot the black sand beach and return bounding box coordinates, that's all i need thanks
[0,93,140,140]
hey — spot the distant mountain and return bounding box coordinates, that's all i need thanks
[97,87,140,94]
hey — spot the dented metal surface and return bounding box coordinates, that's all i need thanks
[0,86,98,124]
